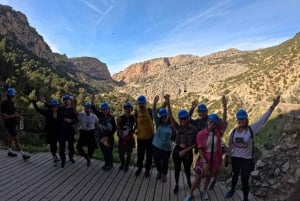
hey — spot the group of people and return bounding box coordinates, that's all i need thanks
[1,87,281,201]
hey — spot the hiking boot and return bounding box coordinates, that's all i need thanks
[208,179,216,190]
[183,195,193,201]
[225,189,235,198]
[144,169,150,178]
[202,190,209,200]
[135,168,142,176]
[8,152,17,157]
[22,154,30,160]
[173,185,179,194]
[53,156,59,167]
[119,164,124,171]
[102,164,113,171]
[124,165,129,173]
[69,158,75,164]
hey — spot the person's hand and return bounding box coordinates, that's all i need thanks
[164,94,170,103]
[91,94,96,104]
[153,95,159,104]
[271,96,280,109]
[191,100,198,109]
[222,95,227,107]
[39,95,46,103]
[64,118,71,123]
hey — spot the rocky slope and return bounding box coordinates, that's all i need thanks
[251,110,300,201]
[0,5,116,90]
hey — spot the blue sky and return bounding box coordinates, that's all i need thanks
[0,0,300,74]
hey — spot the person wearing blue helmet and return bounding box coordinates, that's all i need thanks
[189,101,209,131]
[164,94,198,194]
[57,94,78,167]
[76,102,99,167]
[134,95,154,178]
[116,101,135,172]
[91,95,116,171]
[225,96,280,201]
[1,88,30,160]
[184,112,227,201]
[152,95,173,182]
[32,96,60,166]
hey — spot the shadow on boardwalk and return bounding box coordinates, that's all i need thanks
[0,150,260,201]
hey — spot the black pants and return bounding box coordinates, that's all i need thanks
[172,145,193,185]
[46,131,58,157]
[118,141,133,167]
[100,139,114,167]
[76,130,96,158]
[153,146,171,175]
[58,129,75,162]
[136,138,153,170]
[231,157,253,200]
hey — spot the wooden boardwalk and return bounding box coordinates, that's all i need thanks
[0,150,260,201]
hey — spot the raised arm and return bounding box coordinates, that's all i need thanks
[164,94,179,132]
[222,95,228,123]
[189,99,198,118]
[152,95,160,125]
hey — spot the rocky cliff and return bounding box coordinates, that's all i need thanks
[0,5,115,90]
[251,110,300,201]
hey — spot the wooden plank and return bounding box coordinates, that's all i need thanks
[55,158,101,201]
[115,166,138,201]
[108,165,135,201]
[86,166,120,201]
[0,150,260,201]
[124,167,145,201]
[144,168,158,201]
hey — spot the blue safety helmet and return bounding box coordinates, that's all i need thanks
[197,103,208,111]
[158,107,168,118]
[84,103,92,108]
[137,95,146,104]
[178,109,189,119]
[62,94,71,101]
[123,102,133,108]
[236,109,248,120]
[100,102,110,110]
[208,113,220,124]
[50,99,59,106]
[7,88,15,96]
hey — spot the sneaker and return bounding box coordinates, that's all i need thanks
[119,164,124,171]
[69,158,75,164]
[124,165,129,173]
[156,172,162,179]
[208,179,216,190]
[173,185,179,194]
[135,168,142,176]
[202,190,209,200]
[53,157,59,167]
[144,169,150,178]
[225,189,235,198]
[8,152,17,157]
[22,154,30,160]
[183,195,193,201]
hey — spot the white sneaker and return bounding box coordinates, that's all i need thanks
[202,190,209,200]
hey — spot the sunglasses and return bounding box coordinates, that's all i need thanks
[207,120,216,124]
[179,117,188,121]
[237,118,247,120]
